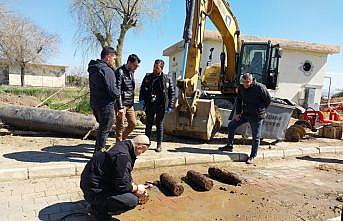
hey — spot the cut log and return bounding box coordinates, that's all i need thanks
[0,104,98,137]
[160,173,184,196]
[208,167,243,186]
[186,170,213,191]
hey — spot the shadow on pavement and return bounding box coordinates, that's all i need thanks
[296,155,343,164]
[167,147,248,161]
[38,200,121,221]
[165,134,273,146]
[3,144,93,163]
[168,147,229,155]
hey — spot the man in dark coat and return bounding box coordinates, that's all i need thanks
[139,59,175,152]
[88,46,120,153]
[114,54,141,142]
[219,73,271,164]
[80,135,151,221]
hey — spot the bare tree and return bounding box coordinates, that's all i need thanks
[71,0,164,67]
[0,11,59,86]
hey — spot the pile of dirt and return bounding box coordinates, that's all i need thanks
[0,92,40,107]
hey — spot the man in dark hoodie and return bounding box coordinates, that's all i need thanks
[88,46,120,152]
[218,73,271,164]
[80,135,150,221]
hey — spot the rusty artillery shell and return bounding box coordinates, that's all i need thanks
[208,167,242,186]
[160,173,184,196]
[186,170,213,191]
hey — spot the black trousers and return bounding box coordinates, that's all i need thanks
[145,103,165,144]
[89,192,138,219]
[92,103,114,152]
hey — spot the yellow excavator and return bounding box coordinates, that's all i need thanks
[164,0,282,140]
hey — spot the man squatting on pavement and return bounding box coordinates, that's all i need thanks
[88,46,120,153]
[139,59,175,152]
[80,135,151,221]
[219,73,271,164]
[114,54,141,142]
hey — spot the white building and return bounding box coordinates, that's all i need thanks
[0,62,66,88]
[163,30,340,109]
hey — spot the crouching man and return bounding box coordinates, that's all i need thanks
[80,135,151,220]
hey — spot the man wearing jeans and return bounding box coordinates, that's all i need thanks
[88,46,119,153]
[218,73,271,164]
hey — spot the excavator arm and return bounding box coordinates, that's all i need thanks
[164,0,282,140]
[180,0,240,97]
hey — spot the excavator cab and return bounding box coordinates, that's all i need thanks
[237,42,282,90]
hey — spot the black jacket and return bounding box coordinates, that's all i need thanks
[139,72,175,110]
[80,140,136,203]
[236,82,271,119]
[115,65,135,108]
[88,59,120,108]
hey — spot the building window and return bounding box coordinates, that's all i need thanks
[299,60,314,76]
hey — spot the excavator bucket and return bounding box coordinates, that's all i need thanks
[164,99,219,141]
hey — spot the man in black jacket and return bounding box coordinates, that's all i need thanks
[114,54,141,142]
[139,59,175,152]
[219,73,271,164]
[88,46,119,152]
[80,135,151,221]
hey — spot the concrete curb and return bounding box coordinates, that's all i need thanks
[0,146,342,181]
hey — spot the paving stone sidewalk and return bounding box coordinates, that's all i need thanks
[0,126,342,181]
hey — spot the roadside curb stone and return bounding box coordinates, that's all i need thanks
[185,155,214,165]
[0,145,342,182]
[283,149,303,157]
[263,150,284,159]
[299,147,320,155]
[29,164,76,179]
[75,163,86,175]
[0,168,28,181]
[154,157,186,168]
[135,159,155,169]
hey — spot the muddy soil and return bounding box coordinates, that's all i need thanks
[0,92,40,106]
[107,155,343,221]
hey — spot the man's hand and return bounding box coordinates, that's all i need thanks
[166,107,173,113]
[117,108,124,117]
[234,114,241,121]
[136,184,146,195]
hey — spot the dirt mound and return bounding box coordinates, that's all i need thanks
[0,92,40,107]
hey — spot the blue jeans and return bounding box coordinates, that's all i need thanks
[92,103,115,152]
[227,115,263,158]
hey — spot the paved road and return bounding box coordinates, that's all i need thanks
[0,154,342,221]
